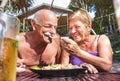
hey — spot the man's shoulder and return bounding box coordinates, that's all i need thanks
[19,32,27,36]
[19,32,32,38]
[18,32,29,43]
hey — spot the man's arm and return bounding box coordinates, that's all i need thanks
[54,34,61,64]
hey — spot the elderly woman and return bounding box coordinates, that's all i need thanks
[61,8,113,73]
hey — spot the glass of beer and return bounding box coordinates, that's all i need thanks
[0,13,20,81]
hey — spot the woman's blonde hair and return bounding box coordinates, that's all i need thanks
[69,8,92,27]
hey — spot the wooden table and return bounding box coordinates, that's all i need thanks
[16,71,120,81]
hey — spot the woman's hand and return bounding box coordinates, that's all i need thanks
[61,37,80,54]
[81,63,98,74]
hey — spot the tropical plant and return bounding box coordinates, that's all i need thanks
[0,0,34,13]
[69,0,114,17]
[0,0,34,32]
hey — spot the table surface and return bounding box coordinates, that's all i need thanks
[16,70,120,81]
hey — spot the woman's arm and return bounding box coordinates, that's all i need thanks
[61,35,113,72]
[96,34,113,72]
[74,35,112,72]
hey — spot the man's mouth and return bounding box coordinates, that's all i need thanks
[44,32,53,38]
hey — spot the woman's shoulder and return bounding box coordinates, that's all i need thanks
[97,34,111,45]
[98,34,110,41]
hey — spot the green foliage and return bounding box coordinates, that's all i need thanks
[109,35,119,41]
[68,0,116,35]
[2,0,34,32]
[3,0,34,14]
[96,26,106,34]
[93,18,107,34]
[68,0,114,16]
[109,35,120,54]
[20,22,32,32]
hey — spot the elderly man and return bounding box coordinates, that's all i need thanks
[17,9,61,72]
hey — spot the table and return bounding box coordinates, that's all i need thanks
[16,71,120,81]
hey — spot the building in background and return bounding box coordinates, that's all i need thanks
[18,3,73,36]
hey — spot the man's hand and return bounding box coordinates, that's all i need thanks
[16,59,26,72]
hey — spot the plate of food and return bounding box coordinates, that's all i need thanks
[30,64,87,77]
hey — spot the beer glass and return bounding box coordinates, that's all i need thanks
[0,13,20,81]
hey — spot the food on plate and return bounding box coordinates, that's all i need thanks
[31,64,82,70]
[31,66,41,70]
